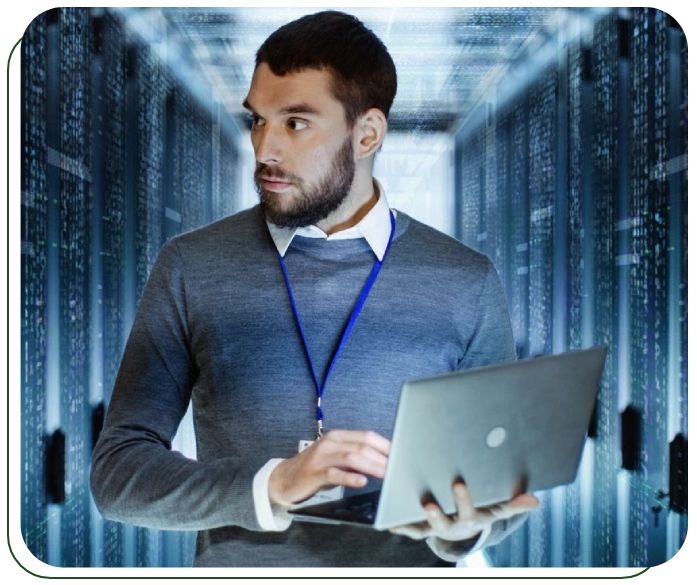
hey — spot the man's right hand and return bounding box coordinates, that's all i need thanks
[268,429,391,507]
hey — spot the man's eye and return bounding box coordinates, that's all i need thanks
[247,114,264,127]
[288,120,308,131]
[247,114,307,132]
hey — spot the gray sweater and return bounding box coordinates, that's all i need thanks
[90,205,527,567]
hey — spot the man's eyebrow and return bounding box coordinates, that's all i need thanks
[242,99,322,116]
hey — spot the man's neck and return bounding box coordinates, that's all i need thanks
[314,178,378,236]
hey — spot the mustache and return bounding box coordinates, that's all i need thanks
[255,167,296,183]
[259,174,292,183]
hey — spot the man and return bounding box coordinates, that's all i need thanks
[91,10,538,567]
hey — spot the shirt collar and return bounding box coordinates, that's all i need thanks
[265,177,395,261]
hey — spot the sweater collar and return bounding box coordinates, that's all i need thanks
[265,177,395,261]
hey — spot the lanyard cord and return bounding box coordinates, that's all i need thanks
[278,210,396,439]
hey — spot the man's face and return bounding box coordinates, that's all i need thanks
[244,62,357,228]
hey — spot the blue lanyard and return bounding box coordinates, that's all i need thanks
[278,211,396,439]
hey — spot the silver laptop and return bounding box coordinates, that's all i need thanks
[289,345,608,530]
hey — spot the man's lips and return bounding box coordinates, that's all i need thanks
[262,178,293,190]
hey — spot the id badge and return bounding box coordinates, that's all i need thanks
[290,439,345,509]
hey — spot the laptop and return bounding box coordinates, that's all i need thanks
[288,345,608,530]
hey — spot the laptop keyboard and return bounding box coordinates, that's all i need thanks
[331,490,381,523]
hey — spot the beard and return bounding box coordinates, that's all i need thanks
[254,132,356,228]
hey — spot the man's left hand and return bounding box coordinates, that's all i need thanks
[388,480,539,542]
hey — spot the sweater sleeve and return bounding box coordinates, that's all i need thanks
[457,257,517,370]
[426,511,530,562]
[425,526,490,562]
[90,238,262,532]
[425,257,528,560]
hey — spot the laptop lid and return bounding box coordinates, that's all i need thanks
[372,345,607,530]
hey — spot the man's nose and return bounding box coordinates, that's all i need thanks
[254,124,286,166]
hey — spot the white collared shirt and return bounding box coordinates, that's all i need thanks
[265,177,396,261]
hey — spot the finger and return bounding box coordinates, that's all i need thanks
[509,493,540,509]
[423,503,454,533]
[389,521,432,540]
[485,494,540,521]
[323,444,388,479]
[335,441,389,469]
[452,481,477,522]
[322,466,369,489]
[323,430,391,456]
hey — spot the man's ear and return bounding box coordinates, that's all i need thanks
[355,108,387,160]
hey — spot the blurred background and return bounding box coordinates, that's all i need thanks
[20,6,687,568]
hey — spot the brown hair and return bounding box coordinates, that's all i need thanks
[255,10,398,129]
